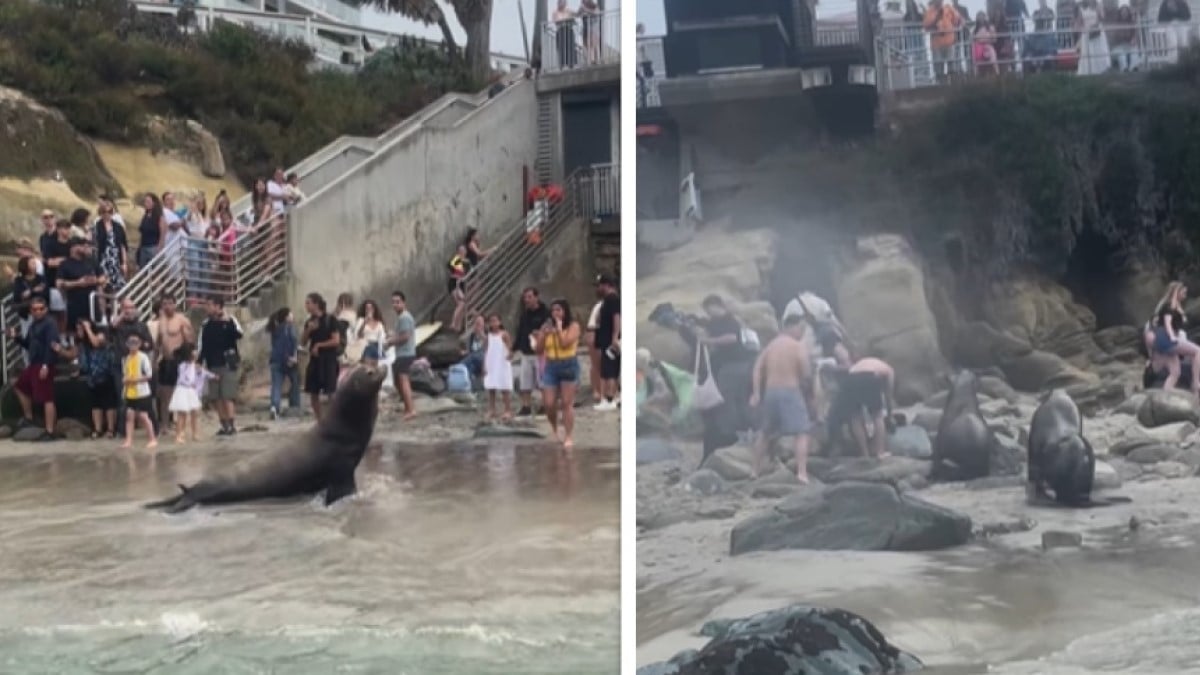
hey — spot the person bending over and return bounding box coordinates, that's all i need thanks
[825,357,896,459]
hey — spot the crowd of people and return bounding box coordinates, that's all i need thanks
[910,0,1194,78]
[640,291,898,484]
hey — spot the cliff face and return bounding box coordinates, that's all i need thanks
[639,59,1200,406]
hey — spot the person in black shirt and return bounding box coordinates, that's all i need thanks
[300,292,342,422]
[8,296,62,441]
[1148,281,1200,394]
[56,238,105,332]
[593,274,621,411]
[137,193,166,268]
[11,256,49,322]
[198,296,243,435]
[513,287,551,416]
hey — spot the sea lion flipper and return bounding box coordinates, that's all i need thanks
[324,476,358,506]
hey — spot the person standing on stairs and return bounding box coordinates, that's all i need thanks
[593,274,621,411]
[514,287,551,417]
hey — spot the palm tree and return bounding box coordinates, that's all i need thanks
[357,0,494,83]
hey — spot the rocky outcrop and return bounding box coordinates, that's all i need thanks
[729,481,972,554]
[638,223,779,369]
[185,120,226,178]
[833,235,947,405]
[982,272,1101,365]
[637,605,924,675]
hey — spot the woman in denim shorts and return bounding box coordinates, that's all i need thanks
[538,298,581,449]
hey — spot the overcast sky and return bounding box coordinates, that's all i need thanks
[363,0,622,58]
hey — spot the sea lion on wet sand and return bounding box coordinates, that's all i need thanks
[929,370,993,481]
[1027,388,1130,508]
[144,364,387,514]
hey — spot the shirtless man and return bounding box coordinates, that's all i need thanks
[749,314,816,483]
[154,294,193,431]
[827,356,896,459]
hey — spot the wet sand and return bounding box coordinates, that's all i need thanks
[0,399,621,673]
[637,439,1200,671]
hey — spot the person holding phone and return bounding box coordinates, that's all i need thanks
[538,299,581,449]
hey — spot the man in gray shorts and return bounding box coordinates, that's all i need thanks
[749,314,816,483]
[389,291,417,420]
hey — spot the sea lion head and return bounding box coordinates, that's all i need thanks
[321,363,387,436]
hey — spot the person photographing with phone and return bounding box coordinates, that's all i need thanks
[538,299,581,449]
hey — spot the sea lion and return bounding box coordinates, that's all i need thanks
[929,370,993,481]
[1027,388,1130,508]
[144,363,387,513]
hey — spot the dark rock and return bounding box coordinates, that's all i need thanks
[1110,437,1174,458]
[1107,457,1144,481]
[638,508,695,531]
[1115,393,1147,416]
[1095,325,1141,354]
[637,438,683,465]
[1137,390,1200,428]
[706,445,754,482]
[1043,531,1083,550]
[964,475,1025,490]
[805,455,837,481]
[685,469,727,496]
[474,424,545,439]
[0,425,11,439]
[888,425,933,459]
[416,330,465,369]
[925,390,949,408]
[240,423,268,433]
[1093,460,1122,490]
[1170,448,1200,468]
[54,418,90,441]
[12,426,47,441]
[1127,444,1177,464]
[637,605,924,675]
[730,481,972,554]
[409,366,447,397]
[823,456,932,486]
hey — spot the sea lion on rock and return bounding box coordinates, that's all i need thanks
[1027,388,1130,508]
[929,370,993,481]
[144,364,387,513]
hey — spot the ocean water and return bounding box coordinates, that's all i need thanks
[0,441,620,673]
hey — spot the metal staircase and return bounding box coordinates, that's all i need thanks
[420,166,596,326]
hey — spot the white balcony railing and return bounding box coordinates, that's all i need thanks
[577,162,619,220]
[876,19,1200,92]
[542,8,621,73]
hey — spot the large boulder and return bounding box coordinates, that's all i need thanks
[638,224,779,369]
[729,481,972,554]
[833,235,947,405]
[185,119,226,178]
[1137,390,1200,428]
[637,605,924,675]
[981,273,1100,364]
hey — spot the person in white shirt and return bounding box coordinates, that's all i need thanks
[266,167,293,215]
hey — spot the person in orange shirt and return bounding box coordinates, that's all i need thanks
[923,0,965,80]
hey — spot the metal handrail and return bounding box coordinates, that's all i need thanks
[541,7,621,73]
[415,167,591,327]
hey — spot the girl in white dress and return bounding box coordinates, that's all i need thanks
[483,312,515,421]
[169,343,216,443]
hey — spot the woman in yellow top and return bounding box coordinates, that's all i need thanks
[538,298,581,449]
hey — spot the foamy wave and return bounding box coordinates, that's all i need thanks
[5,617,565,649]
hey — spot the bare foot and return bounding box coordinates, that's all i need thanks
[175,435,185,444]
[402,412,417,421]
[797,472,810,485]
[146,440,158,450]
[876,451,891,459]
[563,437,574,450]
[119,441,132,449]
[191,433,200,442]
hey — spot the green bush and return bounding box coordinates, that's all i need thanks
[0,0,475,186]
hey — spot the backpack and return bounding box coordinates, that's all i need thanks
[446,363,472,393]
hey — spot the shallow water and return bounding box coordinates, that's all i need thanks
[0,441,620,673]
[637,524,1200,673]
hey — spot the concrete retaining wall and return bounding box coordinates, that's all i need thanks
[286,79,538,317]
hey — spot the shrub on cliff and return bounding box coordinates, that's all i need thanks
[0,0,473,185]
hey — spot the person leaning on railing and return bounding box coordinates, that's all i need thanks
[924,0,965,79]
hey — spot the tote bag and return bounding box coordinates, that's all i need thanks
[691,345,725,411]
